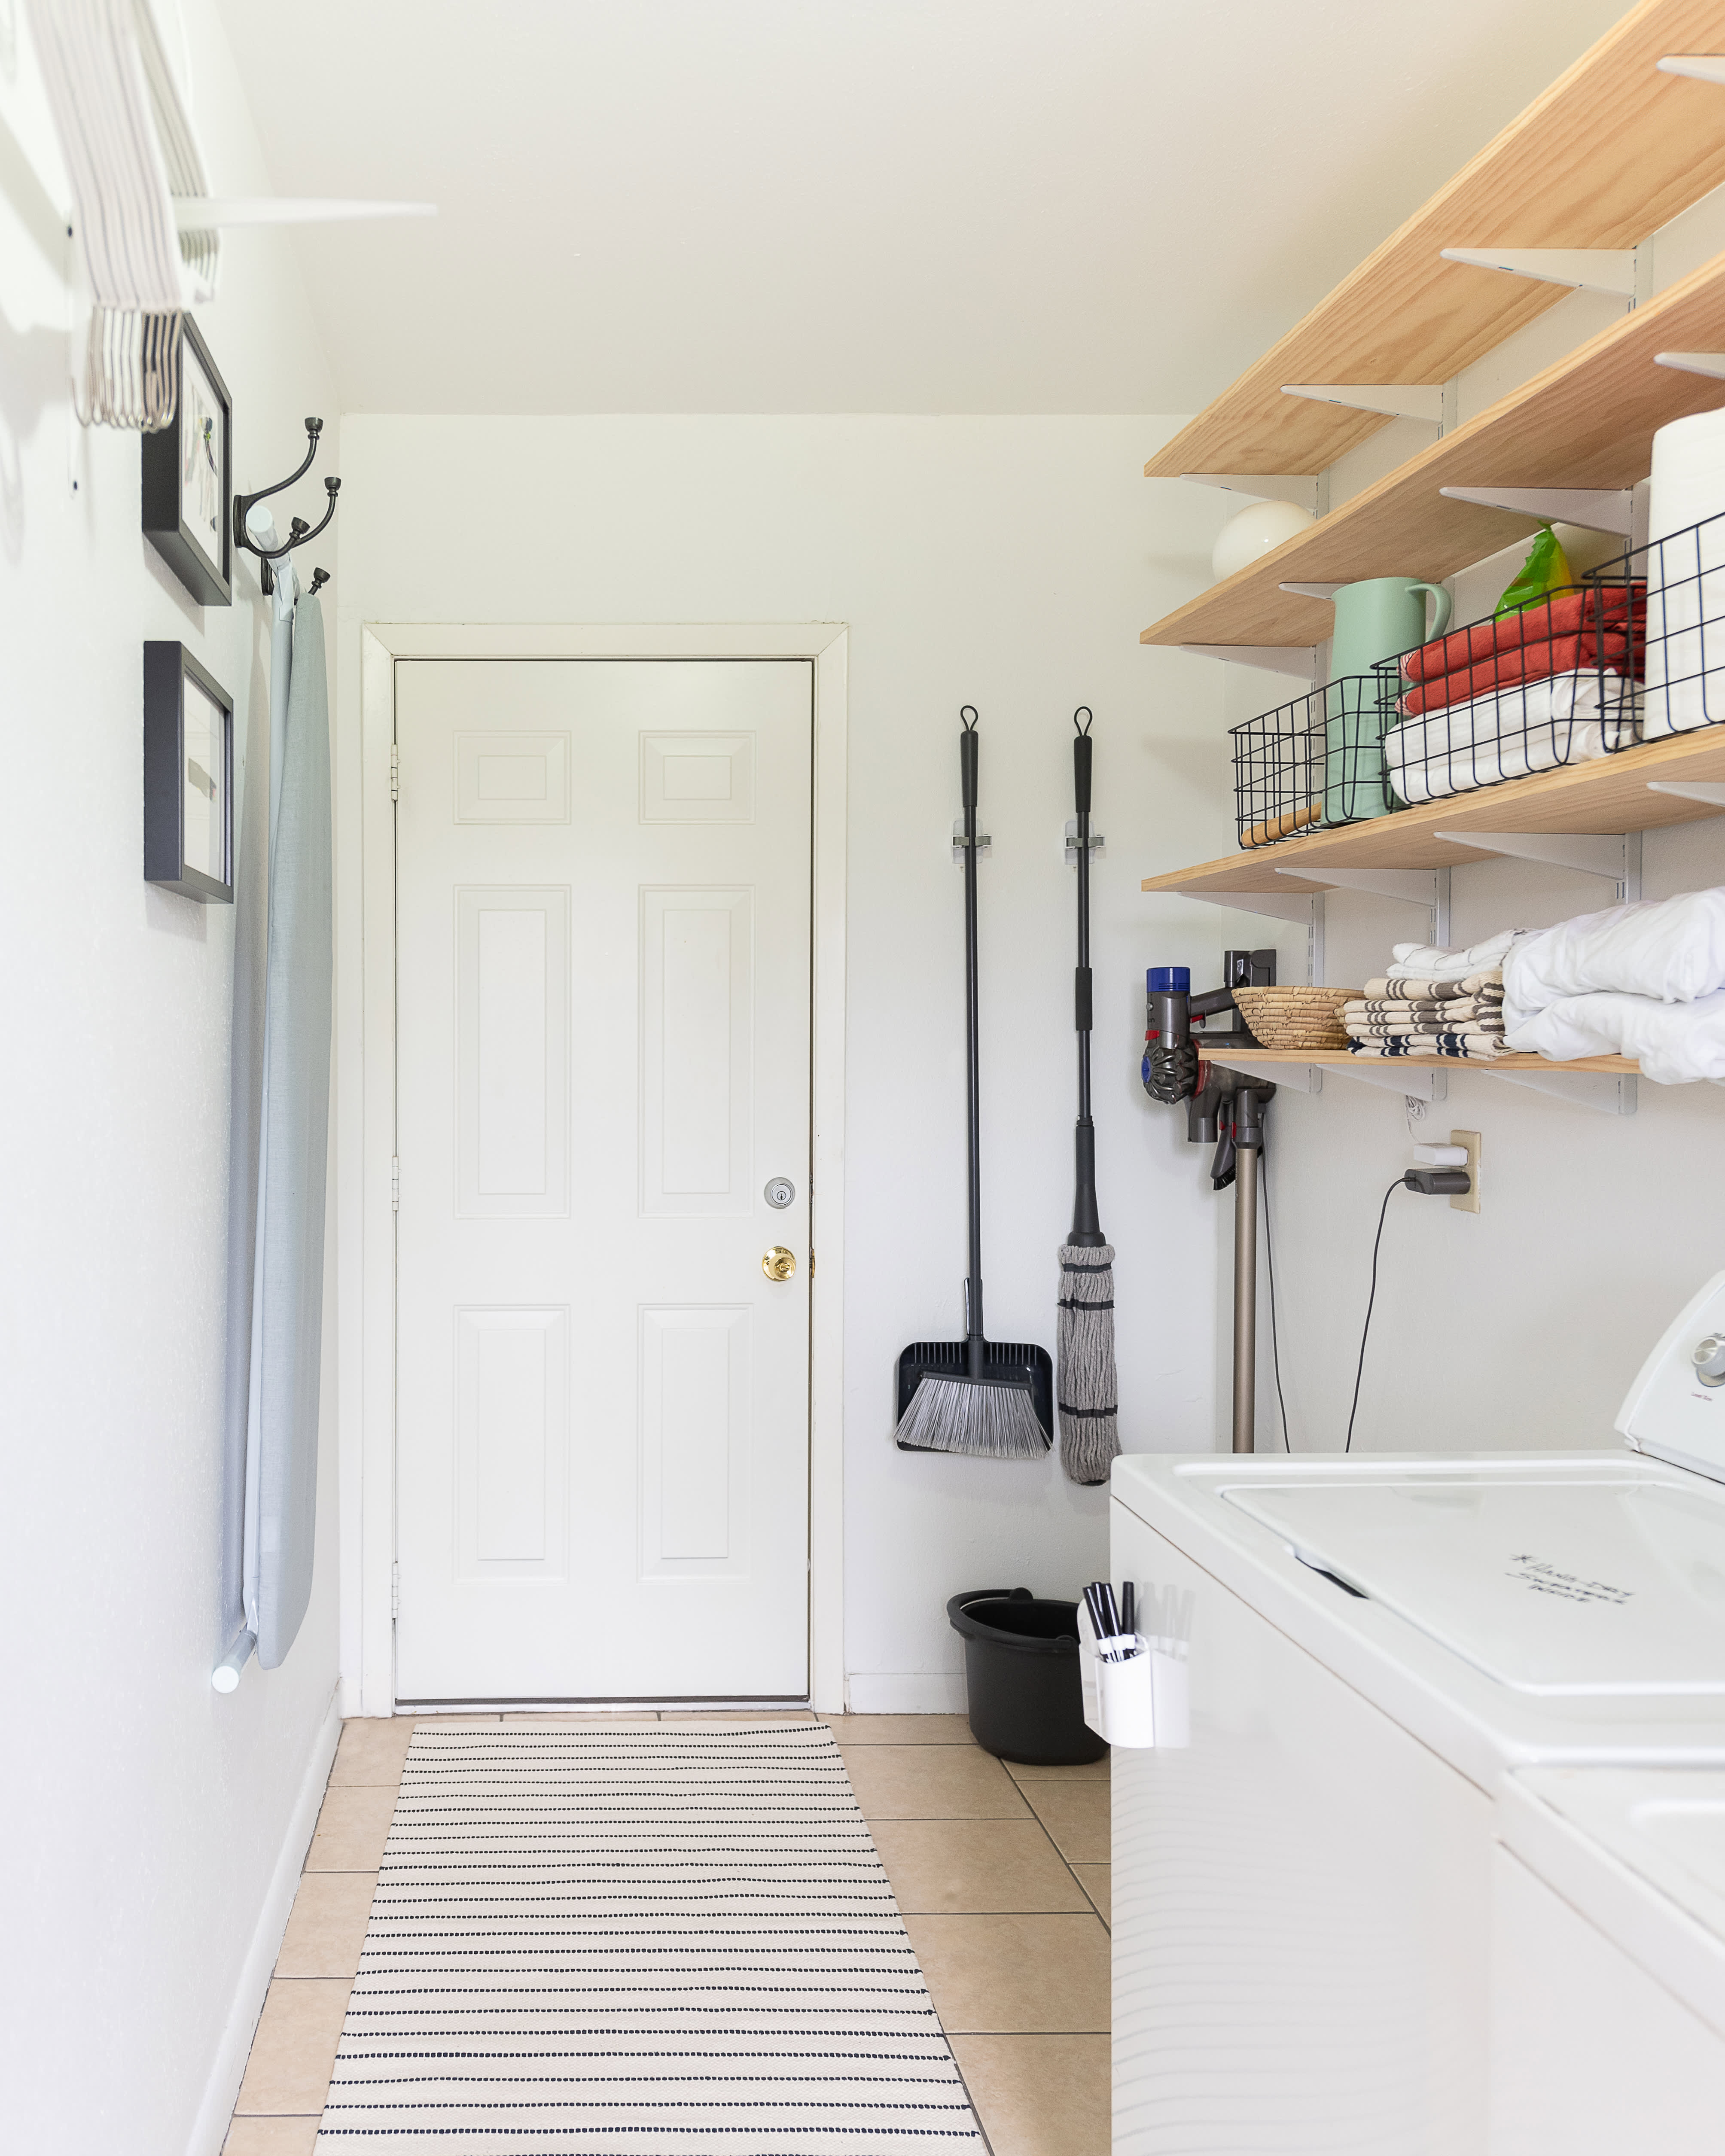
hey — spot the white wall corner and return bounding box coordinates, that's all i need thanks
[185,1684,344,2156]
[846,1672,969,1715]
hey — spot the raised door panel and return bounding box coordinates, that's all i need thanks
[638,1305,750,1577]
[457,886,569,1217]
[455,730,571,823]
[455,1306,568,1577]
[640,732,756,823]
[639,886,752,1216]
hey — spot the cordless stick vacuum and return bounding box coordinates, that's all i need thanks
[1143,953,1277,1454]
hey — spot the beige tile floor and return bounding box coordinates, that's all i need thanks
[223,1710,1109,2156]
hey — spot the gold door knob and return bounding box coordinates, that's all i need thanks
[762,1245,797,1281]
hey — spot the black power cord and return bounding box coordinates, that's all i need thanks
[1260,1140,1291,1453]
[1344,1168,1472,1451]
[1345,1178,1407,1454]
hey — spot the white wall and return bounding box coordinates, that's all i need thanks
[0,7,344,2151]
[335,414,1242,1708]
[1202,180,1725,1461]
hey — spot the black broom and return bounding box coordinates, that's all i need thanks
[894,708,1052,1459]
[1057,710,1119,1485]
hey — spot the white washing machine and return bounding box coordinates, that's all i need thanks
[1491,1767,1725,2155]
[1109,1272,1725,2156]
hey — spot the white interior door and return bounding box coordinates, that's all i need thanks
[393,659,813,1701]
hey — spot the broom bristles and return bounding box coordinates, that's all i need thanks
[893,1373,1050,1459]
[1057,1242,1120,1486]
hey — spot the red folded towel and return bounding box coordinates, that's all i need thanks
[1401,584,1645,685]
[1399,633,1635,716]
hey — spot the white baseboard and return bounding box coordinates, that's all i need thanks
[186,1682,344,2156]
[845,1672,968,1714]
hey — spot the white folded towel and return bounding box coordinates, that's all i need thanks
[1382,670,1639,807]
[1504,987,1725,1085]
[1503,887,1725,1017]
[1387,929,1523,980]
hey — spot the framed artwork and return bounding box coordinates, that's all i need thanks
[142,317,232,606]
[144,642,233,903]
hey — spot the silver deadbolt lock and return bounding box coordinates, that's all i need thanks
[764,1177,796,1210]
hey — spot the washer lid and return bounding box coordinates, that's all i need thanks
[1219,1476,1725,1696]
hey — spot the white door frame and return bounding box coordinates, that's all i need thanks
[340,623,847,1715]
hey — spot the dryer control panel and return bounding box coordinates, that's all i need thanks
[1618,1269,1725,1484]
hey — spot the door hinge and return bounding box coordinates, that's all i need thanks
[391,1156,400,1211]
[391,1562,400,1620]
[389,743,400,803]
[809,1249,816,1277]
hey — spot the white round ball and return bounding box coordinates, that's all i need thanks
[1211,497,1315,582]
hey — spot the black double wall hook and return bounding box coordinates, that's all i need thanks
[232,417,340,595]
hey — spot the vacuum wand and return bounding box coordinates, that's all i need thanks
[1142,960,1275,1453]
[1231,1086,1265,1455]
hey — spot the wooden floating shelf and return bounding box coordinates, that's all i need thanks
[1145,0,1725,484]
[1142,249,1725,652]
[1141,731,1725,897]
[1212,1048,1636,1075]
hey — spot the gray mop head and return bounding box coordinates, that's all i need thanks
[893,1373,1050,1460]
[1057,1242,1119,1486]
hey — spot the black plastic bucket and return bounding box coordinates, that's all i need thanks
[947,1586,1107,1765]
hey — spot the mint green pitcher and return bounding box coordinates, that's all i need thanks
[1323,577,1452,823]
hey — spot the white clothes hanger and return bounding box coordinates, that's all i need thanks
[26,0,432,427]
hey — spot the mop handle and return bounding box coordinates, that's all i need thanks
[960,711,985,1368]
[1073,717,1093,1118]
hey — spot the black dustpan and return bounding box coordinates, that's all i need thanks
[895,1336,1054,1450]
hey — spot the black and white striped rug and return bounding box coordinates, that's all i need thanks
[316,1719,984,2151]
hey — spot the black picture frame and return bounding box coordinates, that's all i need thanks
[144,642,234,903]
[142,317,232,606]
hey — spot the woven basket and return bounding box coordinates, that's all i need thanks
[1230,985,1361,1050]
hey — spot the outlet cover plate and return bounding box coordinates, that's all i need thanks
[1450,1129,1481,1214]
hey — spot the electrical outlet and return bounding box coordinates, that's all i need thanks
[1450,1129,1481,1214]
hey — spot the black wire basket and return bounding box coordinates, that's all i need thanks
[1229,509,1725,849]
[1230,675,1401,849]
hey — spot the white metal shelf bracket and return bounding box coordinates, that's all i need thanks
[1437,486,1634,535]
[1333,1062,1448,1102]
[1177,644,1319,681]
[1176,474,1321,512]
[1490,1067,1638,1116]
[1648,780,1725,808]
[1280,384,1443,423]
[1218,1057,1323,1096]
[1439,247,1636,297]
[1279,865,1451,945]
[1658,56,1725,86]
[1655,351,1725,379]
[172,197,435,228]
[1431,828,1641,900]
[1175,889,1317,925]
[1165,888,1326,990]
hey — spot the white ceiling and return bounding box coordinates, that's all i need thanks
[213,0,1633,415]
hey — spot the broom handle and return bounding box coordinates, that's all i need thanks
[1070,718,1104,1245]
[960,713,986,1375]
